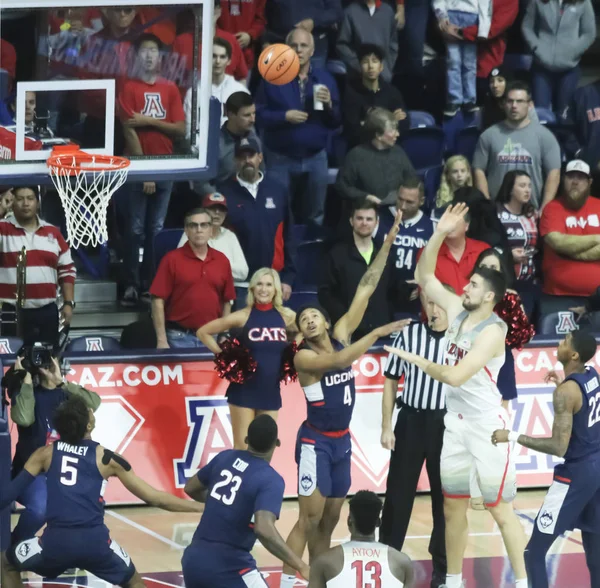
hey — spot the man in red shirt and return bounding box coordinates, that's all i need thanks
[540,160,600,314]
[150,207,236,349]
[418,208,489,295]
[118,33,186,307]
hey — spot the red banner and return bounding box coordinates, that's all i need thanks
[9,345,579,504]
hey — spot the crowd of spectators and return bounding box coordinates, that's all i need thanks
[1,0,600,349]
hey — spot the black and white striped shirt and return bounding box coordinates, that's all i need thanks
[384,322,447,410]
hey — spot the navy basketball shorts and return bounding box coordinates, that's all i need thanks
[295,423,352,499]
[182,540,268,588]
[7,526,136,585]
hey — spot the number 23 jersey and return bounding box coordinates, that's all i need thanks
[192,449,285,552]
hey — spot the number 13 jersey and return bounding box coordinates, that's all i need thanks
[192,449,285,553]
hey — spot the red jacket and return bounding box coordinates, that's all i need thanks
[462,0,518,79]
[218,0,267,67]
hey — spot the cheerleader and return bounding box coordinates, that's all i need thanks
[197,267,296,450]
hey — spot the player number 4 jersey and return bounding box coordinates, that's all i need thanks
[327,541,403,587]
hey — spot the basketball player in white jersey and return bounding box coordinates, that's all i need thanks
[308,490,414,588]
[385,203,527,588]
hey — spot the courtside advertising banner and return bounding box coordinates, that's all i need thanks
[7,345,575,504]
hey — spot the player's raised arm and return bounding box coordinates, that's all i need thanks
[105,450,204,513]
[0,445,51,511]
[414,203,466,319]
[492,380,581,457]
[333,211,402,344]
[295,319,411,375]
[384,322,504,388]
[254,510,310,580]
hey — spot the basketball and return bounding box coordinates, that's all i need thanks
[258,44,300,85]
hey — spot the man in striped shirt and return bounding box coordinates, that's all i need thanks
[0,186,76,344]
[380,287,452,588]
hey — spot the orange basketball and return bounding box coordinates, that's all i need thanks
[258,44,300,85]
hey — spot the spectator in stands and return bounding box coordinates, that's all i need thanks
[178,193,249,283]
[217,0,266,68]
[264,0,343,68]
[435,155,473,210]
[119,33,186,307]
[319,199,395,340]
[184,38,249,135]
[417,203,489,294]
[150,207,236,349]
[539,160,600,314]
[173,2,248,85]
[337,1,399,83]
[336,108,416,210]
[0,188,14,218]
[203,92,259,194]
[481,68,539,130]
[256,28,341,228]
[473,81,561,209]
[522,0,596,116]
[342,43,409,149]
[217,137,296,300]
[495,170,539,294]
[375,176,433,315]
[461,0,518,100]
[0,38,16,93]
[0,186,76,346]
[8,354,100,544]
[433,0,485,117]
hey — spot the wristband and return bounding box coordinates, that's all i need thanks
[508,431,520,443]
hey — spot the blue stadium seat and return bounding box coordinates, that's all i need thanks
[420,165,444,210]
[455,126,481,161]
[409,110,436,129]
[0,337,23,355]
[287,290,319,312]
[327,60,347,76]
[503,54,533,72]
[154,229,184,269]
[536,107,556,125]
[293,224,309,243]
[296,240,326,288]
[400,127,445,170]
[66,335,121,353]
[538,311,578,336]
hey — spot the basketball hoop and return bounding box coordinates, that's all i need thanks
[47,146,130,248]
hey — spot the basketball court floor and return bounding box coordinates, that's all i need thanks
[9,489,591,587]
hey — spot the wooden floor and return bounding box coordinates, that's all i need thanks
[10,488,592,587]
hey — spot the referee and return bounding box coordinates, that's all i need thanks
[380,288,451,588]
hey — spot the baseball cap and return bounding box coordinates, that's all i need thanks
[235,136,261,156]
[566,159,591,176]
[489,66,509,81]
[202,192,228,210]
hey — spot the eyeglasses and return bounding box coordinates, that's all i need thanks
[186,222,212,231]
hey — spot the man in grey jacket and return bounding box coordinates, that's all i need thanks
[521,0,596,116]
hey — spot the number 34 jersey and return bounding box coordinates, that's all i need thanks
[192,449,285,552]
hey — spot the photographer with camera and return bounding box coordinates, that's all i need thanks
[6,348,100,544]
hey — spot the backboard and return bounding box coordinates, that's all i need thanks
[0,1,219,185]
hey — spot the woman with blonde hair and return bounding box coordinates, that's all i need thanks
[197,267,297,449]
[435,155,473,210]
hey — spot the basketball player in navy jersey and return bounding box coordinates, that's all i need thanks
[308,490,414,587]
[280,211,411,588]
[197,267,297,450]
[493,330,600,588]
[182,414,309,587]
[0,396,203,588]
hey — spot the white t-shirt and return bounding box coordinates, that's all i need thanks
[184,75,249,139]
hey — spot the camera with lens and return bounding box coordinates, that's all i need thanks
[21,342,55,373]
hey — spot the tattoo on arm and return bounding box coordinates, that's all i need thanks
[518,386,573,457]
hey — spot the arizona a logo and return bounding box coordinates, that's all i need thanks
[86,337,104,352]
[142,92,167,119]
[0,338,13,354]
[555,312,578,335]
[173,398,233,487]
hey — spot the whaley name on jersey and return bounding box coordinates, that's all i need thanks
[56,441,90,456]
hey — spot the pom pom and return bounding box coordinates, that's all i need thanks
[280,340,299,384]
[495,291,535,350]
[214,338,257,384]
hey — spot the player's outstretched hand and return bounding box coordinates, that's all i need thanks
[491,429,509,445]
[384,210,403,245]
[376,319,411,338]
[383,344,412,362]
[544,370,563,387]
[436,202,469,236]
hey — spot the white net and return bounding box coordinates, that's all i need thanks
[48,153,130,249]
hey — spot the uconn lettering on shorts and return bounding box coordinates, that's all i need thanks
[324,371,354,386]
[247,328,287,342]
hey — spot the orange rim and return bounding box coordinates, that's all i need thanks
[47,145,130,174]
